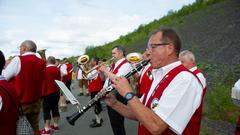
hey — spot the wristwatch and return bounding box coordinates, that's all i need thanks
[124,92,136,103]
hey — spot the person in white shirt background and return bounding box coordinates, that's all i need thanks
[99,45,133,135]
[179,50,207,88]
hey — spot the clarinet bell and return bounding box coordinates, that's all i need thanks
[66,111,82,126]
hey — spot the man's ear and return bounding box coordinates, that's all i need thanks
[167,43,175,56]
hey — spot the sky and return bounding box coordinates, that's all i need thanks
[0,0,195,59]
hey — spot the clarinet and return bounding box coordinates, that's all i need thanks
[66,60,150,126]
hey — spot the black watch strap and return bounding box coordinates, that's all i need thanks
[124,92,136,103]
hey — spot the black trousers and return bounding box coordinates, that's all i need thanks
[107,91,126,135]
[66,80,72,91]
[43,92,60,120]
[90,91,102,115]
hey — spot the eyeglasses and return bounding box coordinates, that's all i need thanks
[148,43,171,49]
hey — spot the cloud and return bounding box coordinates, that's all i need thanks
[45,14,142,44]
[0,0,195,59]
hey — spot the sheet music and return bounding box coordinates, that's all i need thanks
[55,80,80,105]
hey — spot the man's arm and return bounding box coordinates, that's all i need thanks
[99,65,117,81]
[105,93,137,120]
[110,76,168,135]
[3,57,20,80]
[86,70,98,80]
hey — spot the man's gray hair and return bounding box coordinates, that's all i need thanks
[47,56,56,64]
[21,40,37,52]
[179,50,195,63]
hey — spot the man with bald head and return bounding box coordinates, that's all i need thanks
[4,40,46,135]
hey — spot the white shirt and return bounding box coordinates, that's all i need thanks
[232,79,240,100]
[87,69,98,80]
[47,64,56,68]
[60,64,68,77]
[76,65,85,80]
[141,61,203,134]
[103,58,133,88]
[3,52,36,81]
[234,79,240,90]
[0,75,5,111]
[190,66,207,88]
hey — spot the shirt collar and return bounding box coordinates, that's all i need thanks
[152,61,181,79]
[114,58,126,68]
[0,75,5,80]
[47,64,56,67]
[189,66,197,72]
[21,52,36,56]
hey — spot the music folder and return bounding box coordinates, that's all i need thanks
[55,80,80,105]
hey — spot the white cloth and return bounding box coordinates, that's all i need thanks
[76,65,84,80]
[141,61,203,134]
[190,66,207,88]
[3,52,36,81]
[234,79,240,90]
[87,69,98,80]
[103,58,133,88]
[46,64,56,68]
[0,75,5,111]
[232,79,240,100]
[60,64,68,77]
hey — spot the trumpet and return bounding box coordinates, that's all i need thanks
[66,59,150,126]
[85,57,114,74]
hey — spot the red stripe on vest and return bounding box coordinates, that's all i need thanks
[138,66,153,95]
[139,65,204,135]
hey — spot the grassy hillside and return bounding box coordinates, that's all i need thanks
[85,0,225,57]
[83,0,240,134]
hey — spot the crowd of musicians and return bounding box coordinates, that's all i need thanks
[0,28,210,135]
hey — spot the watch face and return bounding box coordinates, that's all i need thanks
[126,94,133,99]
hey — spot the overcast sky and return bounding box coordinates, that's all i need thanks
[0,0,195,59]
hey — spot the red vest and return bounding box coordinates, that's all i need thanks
[139,65,204,135]
[42,66,61,96]
[107,59,128,85]
[0,80,19,135]
[111,59,128,74]
[66,63,73,80]
[182,68,207,135]
[88,68,103,93]
[10,55,46,103]
[138,65,153,95]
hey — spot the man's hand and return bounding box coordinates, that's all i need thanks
[99,64,108,73]
[104,93,118,107]
[111,76,133,96]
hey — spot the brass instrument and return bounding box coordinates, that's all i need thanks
[77,55,89,65]
[126,52,142,64]
[37,49,46,61]
[85,57,114,74]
